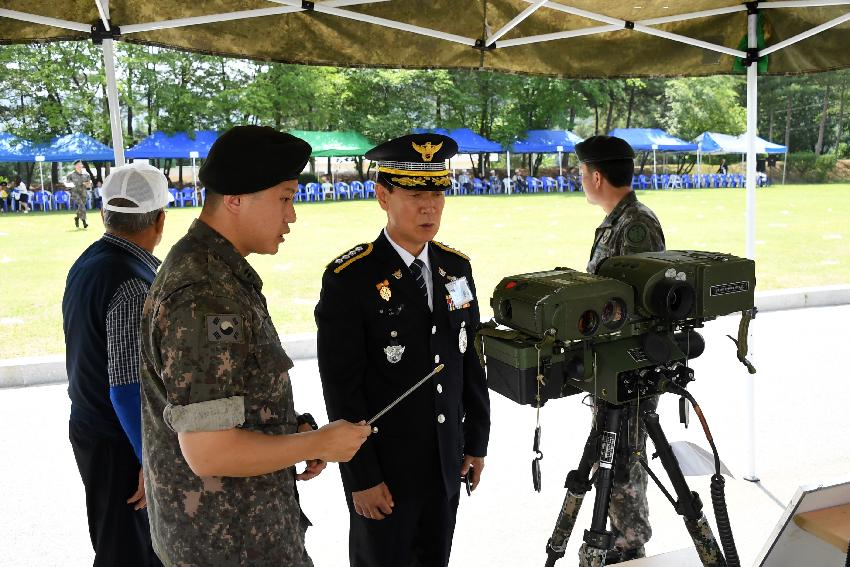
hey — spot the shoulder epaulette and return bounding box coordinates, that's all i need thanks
[329,243,373,273]
[433,240,470,261]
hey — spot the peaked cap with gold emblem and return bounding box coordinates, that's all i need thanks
[366,133,458,191]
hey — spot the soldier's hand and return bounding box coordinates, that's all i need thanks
[315,419,371,463]
[352,482,394,520]
[127,468,147,511]
[296,422,327,480]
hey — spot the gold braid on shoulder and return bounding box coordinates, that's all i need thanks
[330,243,373,273]
[432,241,470,261]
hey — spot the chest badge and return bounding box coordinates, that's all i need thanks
[376,279,392,302]
[438,267,446,277]
[458,321,468,354]
[384,344,405,364]
[392,269,403,280]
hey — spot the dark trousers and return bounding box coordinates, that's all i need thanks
[349,486,460,567]
[69,420,162,567]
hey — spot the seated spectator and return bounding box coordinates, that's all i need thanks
[0,181,10,212]
[13,177,31,213]
[320,174,335,200]
[457,170,471,193]
[92,180,103,209]
[511,169,528,193]
[489,169,501,193]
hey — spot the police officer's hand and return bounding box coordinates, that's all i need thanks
[352,482,394,520]
[461,455,485,491]
[127,468,147,511]
[296,422,327,481]
[315,419,371,463]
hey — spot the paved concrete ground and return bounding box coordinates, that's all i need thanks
[1,305,848,566]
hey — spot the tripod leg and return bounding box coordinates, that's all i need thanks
[543,404,606,567]
[642,411,726,567]
[571,404,628,567]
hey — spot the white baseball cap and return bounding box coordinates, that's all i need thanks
[102,163,170,214]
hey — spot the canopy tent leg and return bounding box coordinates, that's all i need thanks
[782,151,788,184]
[98,2,125,167]
[652,148,657,189]
[506,150,511,193]
[744,5,760,484]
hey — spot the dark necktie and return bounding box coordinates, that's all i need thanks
[409,259,429,303]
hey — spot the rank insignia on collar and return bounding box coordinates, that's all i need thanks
[392,269,403,280]
[438,267,446,277]
[376,279,392,301]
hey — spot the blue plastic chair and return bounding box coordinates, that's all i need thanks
[180,187,197,206]
[305,182,322,201]
[472,178,485,195]
[364,180,376,198]
[31,191,52,211]
[637,175,651,189]
[681,174,694,188]
[660,174,670,189]
[167,187,180,206]
[525,176,542,193]
[53,190,71,210]
[350,181,365,199]
[295,184,306,202]
[334,182,351,200]
[541,177,558,193]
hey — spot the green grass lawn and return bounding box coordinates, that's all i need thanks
[1,184,848,359]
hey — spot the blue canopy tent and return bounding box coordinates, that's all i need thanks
[510,130,583,179]
[608,128,698,189]
[125,130,219,159]
[0,133,35,162]
[694,131,788,185]
[126,130,219,189]
[413,128,503,191]
[35,133,115,163]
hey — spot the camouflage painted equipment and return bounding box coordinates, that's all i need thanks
[481,250,756,406]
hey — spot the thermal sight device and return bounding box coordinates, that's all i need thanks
[481,250,755,407]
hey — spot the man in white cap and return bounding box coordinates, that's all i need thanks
[62,162,169,567]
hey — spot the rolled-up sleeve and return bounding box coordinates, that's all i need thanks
[154,291,254,433]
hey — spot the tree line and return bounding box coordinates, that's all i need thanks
[0,42,847,185]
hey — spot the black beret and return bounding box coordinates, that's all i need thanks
[366,133,457,191]
[199,126,311,195]
[575,135,635,164]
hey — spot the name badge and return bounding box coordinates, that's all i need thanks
[445,277,474,309]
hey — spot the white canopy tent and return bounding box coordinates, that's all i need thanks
[3,0,850,481]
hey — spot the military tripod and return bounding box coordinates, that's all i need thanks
[541,383,738,567]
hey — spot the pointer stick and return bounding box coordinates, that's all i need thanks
[367,364,445,431]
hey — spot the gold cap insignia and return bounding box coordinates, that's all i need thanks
[412,141,443,162]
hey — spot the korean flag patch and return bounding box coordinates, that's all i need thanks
[207,314,243,343]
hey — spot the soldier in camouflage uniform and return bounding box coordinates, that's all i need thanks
[140,126,370,567]
[66,160,92,229]
[577,136,666,565]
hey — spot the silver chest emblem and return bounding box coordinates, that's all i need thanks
[384,344,405,364]
[458,322,467,354]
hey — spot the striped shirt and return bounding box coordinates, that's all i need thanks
[103,233,160,388]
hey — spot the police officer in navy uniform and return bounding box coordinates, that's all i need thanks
[316,134,490,567]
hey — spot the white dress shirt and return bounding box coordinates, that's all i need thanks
[384,227,433,311]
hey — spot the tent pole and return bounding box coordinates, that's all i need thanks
[782,151,788,184]
[744,6,759,484]
[652,148,657,189]
[506,150,511,193]
[99,2,125,167]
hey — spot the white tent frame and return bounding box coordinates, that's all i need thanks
[3,0,850,481]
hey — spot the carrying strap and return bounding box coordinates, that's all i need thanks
[726,309,757,374]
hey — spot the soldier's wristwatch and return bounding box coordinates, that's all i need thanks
[296,413,319,431]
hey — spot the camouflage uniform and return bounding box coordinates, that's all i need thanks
[140,219,313,567]
[585,190,665,562]
[66,170,91,224]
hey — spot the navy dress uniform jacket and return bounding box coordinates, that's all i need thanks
[315,231,490,499]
